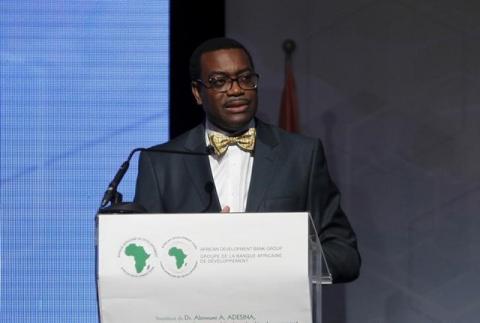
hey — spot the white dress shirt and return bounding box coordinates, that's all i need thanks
[205,120,254,212]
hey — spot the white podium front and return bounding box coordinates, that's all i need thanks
[96,212,328,323]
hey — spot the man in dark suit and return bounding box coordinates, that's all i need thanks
[134,38,360,283]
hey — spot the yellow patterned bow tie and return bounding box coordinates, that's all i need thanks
[208,128,256,156]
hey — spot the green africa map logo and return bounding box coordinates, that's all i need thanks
[160,237,198,278]
[119,238,157,277]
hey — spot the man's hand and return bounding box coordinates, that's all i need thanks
[221,205,231,213]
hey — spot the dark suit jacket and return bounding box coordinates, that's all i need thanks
[134,119,360,283]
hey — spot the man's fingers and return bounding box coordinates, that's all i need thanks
[221,205,231,213]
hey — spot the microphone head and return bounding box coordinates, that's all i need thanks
[204,181,214,193]
[206,145,216,156]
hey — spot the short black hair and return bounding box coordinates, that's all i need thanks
[189,37,254,81]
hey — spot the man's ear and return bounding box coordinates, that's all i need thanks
[191,82,203,105]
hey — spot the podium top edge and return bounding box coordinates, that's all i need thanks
[97,211,311,217]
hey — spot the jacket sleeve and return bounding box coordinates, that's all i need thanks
[308,140,361,283]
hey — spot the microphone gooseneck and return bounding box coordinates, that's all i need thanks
[100,148,144,208]
[99,146,212,212]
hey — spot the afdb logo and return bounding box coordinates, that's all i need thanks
[118,238,157,277]
[160,237,198,278]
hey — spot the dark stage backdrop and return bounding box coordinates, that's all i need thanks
[169,0,225,137]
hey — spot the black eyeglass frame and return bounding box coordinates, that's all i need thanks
[194,72,260,93]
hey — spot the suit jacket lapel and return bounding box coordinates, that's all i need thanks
[246,120,280,212]
[183,124,221,212]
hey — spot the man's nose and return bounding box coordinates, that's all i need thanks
[227,79,244,96]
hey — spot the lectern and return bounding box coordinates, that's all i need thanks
[96,212,331,323]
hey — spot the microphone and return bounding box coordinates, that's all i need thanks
[99,146,212,212]
[206,145,216,156]
[202,181,215,213]
[100,148,143,209]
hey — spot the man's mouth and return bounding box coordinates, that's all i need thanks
[224,100,250,112]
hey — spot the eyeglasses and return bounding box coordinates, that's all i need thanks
[195,72,259,93]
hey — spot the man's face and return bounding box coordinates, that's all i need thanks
[192,48,258,133]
